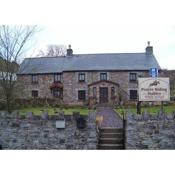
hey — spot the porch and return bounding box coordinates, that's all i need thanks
[88,80,120,107]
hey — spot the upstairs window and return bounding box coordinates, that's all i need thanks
[78,73,85,82]
[100,73,107,80]
[32,90,38,98]
[130,90,137,100]
[54,74,61,82]
[31,75,38,84]
[78,90,86,100]
[129,73,137,82]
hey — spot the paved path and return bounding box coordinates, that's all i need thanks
[96,107,123,128]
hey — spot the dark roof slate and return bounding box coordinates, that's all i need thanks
[18,53,161,74]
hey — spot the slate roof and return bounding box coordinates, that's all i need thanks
[18,53,161,74]
[18,57,65,74]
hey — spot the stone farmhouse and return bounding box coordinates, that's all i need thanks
[17,43,161,107]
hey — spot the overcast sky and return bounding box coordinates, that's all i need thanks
[1,0,175,69]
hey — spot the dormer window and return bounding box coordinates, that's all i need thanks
[54,73,61,82]
[78,73,85,82]
[100,73,107,80]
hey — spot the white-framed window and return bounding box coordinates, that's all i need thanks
[54,73,61,82]
[31,75,38,84]
[129,73,137,82]
[78,73,85,82]
[100,72,107,80]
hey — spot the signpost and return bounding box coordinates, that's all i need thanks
[137,68,169,114]
[150,68,158,78]
[138,77,170,114]
[138,78,170,102]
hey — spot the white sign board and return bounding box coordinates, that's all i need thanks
[138,78,170,101]
[56,120,65,129]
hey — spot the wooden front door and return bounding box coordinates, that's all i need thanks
[99,87,108,103]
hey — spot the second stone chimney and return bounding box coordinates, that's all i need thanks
[145,41,153,56]
[66,45,73,56]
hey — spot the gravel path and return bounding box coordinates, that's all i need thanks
[96,107,123,128]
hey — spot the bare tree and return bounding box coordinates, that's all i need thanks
[37,44,67,57]
[0,25,38,112]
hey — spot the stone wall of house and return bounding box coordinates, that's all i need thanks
[17,71,150,106]
[0,111,97,150]
[162,70,175,96]
[16,74,64,106]
[62,72,88,106]
[17,74,58,99]
[63,71,149,105]
[126,113,175,149]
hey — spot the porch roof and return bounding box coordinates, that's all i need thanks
[88,80,120,87]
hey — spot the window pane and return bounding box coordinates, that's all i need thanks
[53,89,59,97]
[79,73,85,82]
[111,87,115,99]
[100,73,107,80]
[78,90,86,100]
[93,87,96,98]
[32,75,38,83]
[130,73,137,81]
[54,74,61,82]
[130,90,137,100]
[32,90,38,97]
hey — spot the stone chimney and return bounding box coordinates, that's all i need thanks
[66,44,73,56]
[145,41,153,56]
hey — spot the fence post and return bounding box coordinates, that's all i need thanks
[161,101,164,112]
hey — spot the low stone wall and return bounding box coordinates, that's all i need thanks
[0,112,97,150]
[126,112,175,149]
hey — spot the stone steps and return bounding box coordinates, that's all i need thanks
[100,133,123,138]
[98,144,124,150]
[98,127,124,150]
[99,138,124,144]
[99,128,123,133]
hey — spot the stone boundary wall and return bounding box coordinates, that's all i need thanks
[126,112,175,149]
[0,112,97,150]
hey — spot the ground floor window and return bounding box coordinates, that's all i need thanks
[129,90,137,100]
[111,87,115,99]
[78,90,86,100]
[93,87,97,98]
[32,90,38,98]
[51,88,62,98]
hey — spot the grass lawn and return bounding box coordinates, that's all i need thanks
[15,107,94,116]
[116,104,175,116]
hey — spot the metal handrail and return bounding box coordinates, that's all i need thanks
[122,112,127,149]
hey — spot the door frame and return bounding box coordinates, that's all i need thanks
[99,87,108,103]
